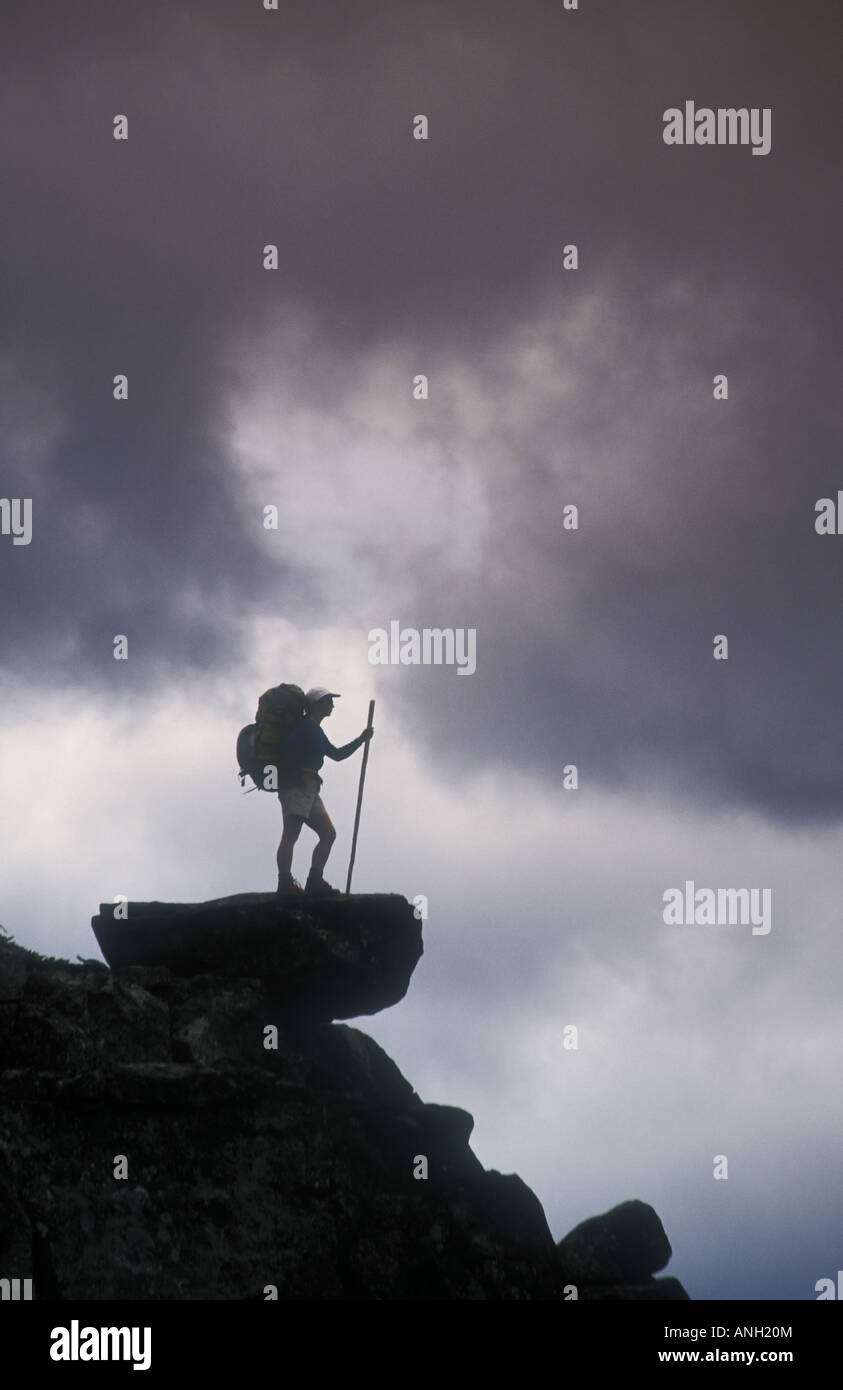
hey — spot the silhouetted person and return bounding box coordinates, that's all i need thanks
[276,687,373,896]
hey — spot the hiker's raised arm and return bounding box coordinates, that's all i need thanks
[325,728,371,761]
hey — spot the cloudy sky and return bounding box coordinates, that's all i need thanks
[1,0,841,1301]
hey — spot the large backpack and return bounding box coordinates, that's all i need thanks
[236,683,306,791]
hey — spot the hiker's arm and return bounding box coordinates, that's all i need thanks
[325,729,372,761]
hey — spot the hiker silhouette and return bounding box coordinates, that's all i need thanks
[275,687,373,897]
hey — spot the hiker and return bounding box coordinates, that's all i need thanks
[276,687,373,896]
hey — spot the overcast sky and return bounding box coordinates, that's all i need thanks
[1,0,841,1301]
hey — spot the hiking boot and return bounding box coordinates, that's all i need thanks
[305,872,342,897]
[276,876,304,897]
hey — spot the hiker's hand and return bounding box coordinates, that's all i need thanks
[361,727,374,742]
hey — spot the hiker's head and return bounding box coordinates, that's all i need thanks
[306,687,340,719]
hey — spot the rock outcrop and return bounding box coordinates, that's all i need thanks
[556,1200,688,1300]
[0,899,689,1300]
[91,892,421,1023]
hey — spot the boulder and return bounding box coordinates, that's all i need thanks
[91,892,422,1023]
[556,1198,672,1284]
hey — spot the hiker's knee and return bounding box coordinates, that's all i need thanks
[282,814,304,842]
[309,810,335,846]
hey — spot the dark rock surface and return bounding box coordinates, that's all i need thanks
[557,1200,689,1301]
[91,892,421,1023]
[578,1278,690,1301]
[0,905,690,1300]
[557,1199,672,1283]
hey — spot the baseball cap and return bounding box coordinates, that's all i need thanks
[305,687,340,708]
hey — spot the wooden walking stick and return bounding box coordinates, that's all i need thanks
[346,699,375,894]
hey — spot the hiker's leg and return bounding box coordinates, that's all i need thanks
[306,804,336,871]
[277,813,304,874]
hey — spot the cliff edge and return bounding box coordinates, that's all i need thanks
[0,898,689,1300]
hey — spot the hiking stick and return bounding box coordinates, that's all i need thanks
[346,699,375,894]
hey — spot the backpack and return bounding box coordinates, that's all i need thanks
[236,683,306,791]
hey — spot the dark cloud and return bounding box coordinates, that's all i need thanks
[0,0,840,826]
[382,275,843,824]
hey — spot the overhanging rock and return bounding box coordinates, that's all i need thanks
[91,892,422,1022]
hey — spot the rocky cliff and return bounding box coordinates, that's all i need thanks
[0,896,689,1300]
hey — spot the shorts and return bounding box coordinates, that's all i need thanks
[277,772,325,823]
